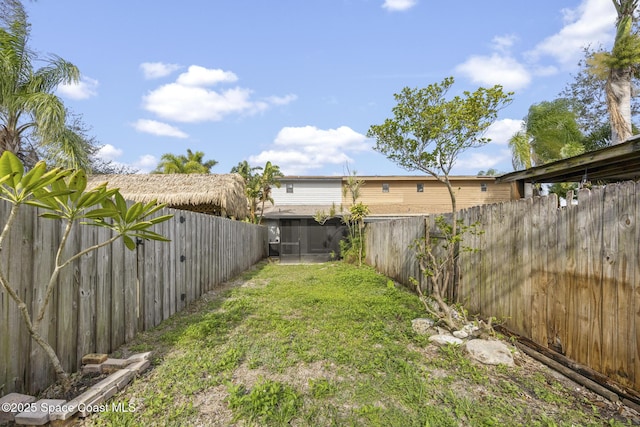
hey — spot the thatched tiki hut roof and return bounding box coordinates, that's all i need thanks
[86,174,249,220]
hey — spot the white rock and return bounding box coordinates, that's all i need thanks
[465,339,514,366]
[453,330,469,339]
[411,318,434,335]
[462,323,479,334]
[428,334,464,346]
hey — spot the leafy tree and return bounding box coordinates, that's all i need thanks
[231,160,263,223]
[477,168,501,176]
[367,77,511,330]
[508,99,585,170]
[0,0,91,169]
[230,160,283,224]
[587,0,640,143]
[508,99,590,200]
[562,47,613,138]
[562,45,640,148]
[153,149,217,174]
[0,150,172,386]
[256,161,283,224]
[58,111,138,174]
[367,77,512,235]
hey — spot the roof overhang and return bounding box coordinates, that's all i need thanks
[497,135,640,184]
[261,205,341,219]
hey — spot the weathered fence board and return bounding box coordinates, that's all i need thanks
[110,236,125,351]
[0,202,267,397]
[365,180,640,391]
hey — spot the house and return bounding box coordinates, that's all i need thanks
[261,177,345,262]
[262,175,516,262]
[86,173,249,220]
[355,175,517,220]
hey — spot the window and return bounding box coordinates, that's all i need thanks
[382,183,389,193]
[286,183,294,193]
[480,183,487,192]
[417,183,424,193]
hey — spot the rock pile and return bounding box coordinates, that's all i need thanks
[412,317,515,367]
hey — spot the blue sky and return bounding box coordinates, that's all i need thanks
[24,0,616,176]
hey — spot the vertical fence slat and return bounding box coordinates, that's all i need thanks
[167,208,176,317]
[95,226,112,354]
[531,196,550,346]
[77,225,97,366]
[153,230,163,327]
[57,222,80,373]
[124,239,138,343]
[161,217,171,321]
[143,233,156,330]
[30,213,58,393]
[591,187,606,372]
[616,181,636,387]
[110,235,125,351]
[634,182,640,389]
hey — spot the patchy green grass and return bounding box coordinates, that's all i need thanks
[85,262,637,426]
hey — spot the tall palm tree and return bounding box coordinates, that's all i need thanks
[153,149,217,174]
[0,0,88,169]
[588,0,640,144]
[256,161,283,224]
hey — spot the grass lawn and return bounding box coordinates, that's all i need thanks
[84,261,637,426]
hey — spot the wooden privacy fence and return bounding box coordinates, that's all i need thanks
[366,180,640,392]
[0,201,268,396]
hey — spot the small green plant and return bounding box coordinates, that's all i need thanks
[309,378,336,398]
[226,378,301,425]
[314,168,369,266]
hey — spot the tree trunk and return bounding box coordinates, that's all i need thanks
[607,67,633,144]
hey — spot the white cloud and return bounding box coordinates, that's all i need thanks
[454,150,512,174]
[527,0,616,68]
[265,94,298,105]
[382,0,417,12]
[57,76,99,100]
[455,53,531,91]
[133,154,158,173]
[249,125,370,175]
[132,119,188,138]
[176,65,238,86]
[484,118,525,145]
[144,84,254,122]
[95,144,123,162]
[456,1,616,92]
[140,62,181,79]
[91,144,158,173]
[491,34,517,53]
[142,66,296,123]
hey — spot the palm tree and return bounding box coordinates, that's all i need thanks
[256,161,283,224]
[0,0,89,169]
[588,0,640,144]
[153,149,217,174]
[508,99,584,170]
[231,160,263,223]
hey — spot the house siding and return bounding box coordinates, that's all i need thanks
[347,176,513,215]
[271,178,342,206]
